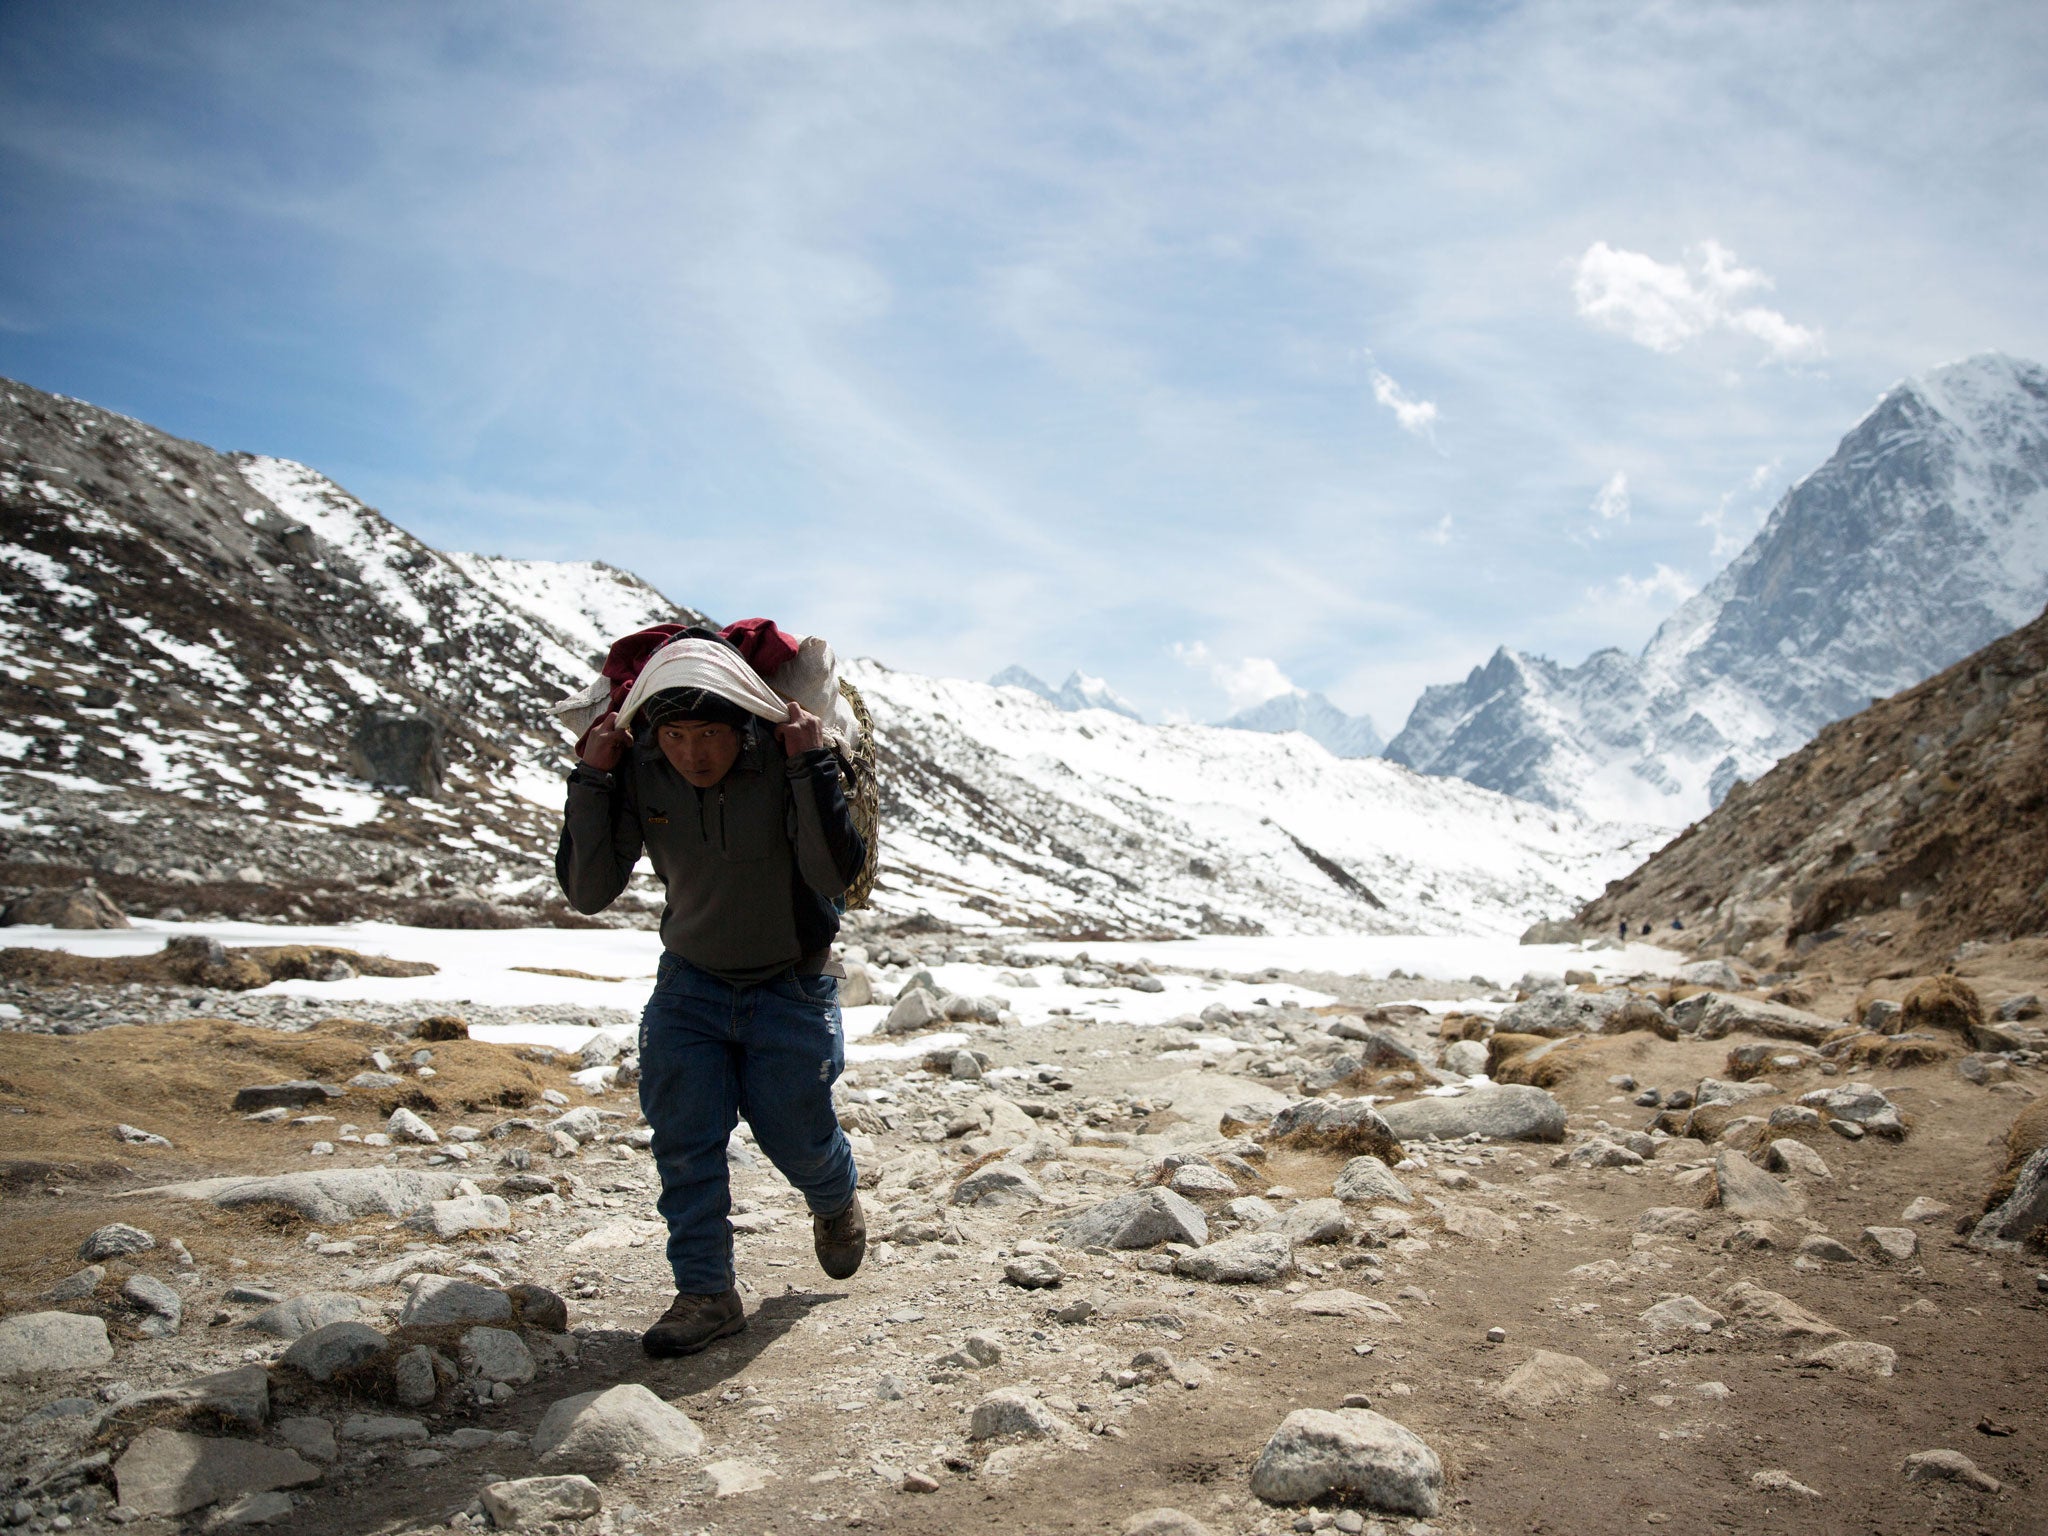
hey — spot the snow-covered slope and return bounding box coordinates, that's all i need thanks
[857,662,1654,938]
[443,553,680,671]
[989,665,1145,721]
[1385,353,2048,826]
[1218,689,1384,758]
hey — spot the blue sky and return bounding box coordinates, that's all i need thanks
[4,1,2045,733]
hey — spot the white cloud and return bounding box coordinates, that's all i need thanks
[1173,641,1297,712]
[1423,512,1453,545]
[1572,241,1824,362]
[1591,470,1630,524]
[1370,369,1439,436]
[1700,459,1783,558]
[1605,563,1699,607]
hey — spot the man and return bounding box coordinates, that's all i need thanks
[556,634,868,1356]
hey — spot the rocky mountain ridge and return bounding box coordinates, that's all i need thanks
[0,376,1644,940]
[1218,689,1384,759]
[1386,353,2048,828]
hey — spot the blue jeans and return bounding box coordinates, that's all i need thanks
[637,952,858,1293]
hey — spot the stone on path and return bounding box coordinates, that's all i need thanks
[386,1107,440,1144]
[122,1272,183,1336]
[1638,1296,1724,1336]
[1124,1511,1216,1536]
[1764,1139,1832,1179]
[968,1387,1072,1440]
[399,1275,513,1328]
[129,1169,465,1224]
[340,1414,429,1444]
[112,1428,320,1517]
[408,1194,513,1239]
[79,1222,155,1261]
[480,1475,603,1528]
[702,1459,777,1497]
[243,1292,369,1339]
[1861,1227,1919,1262]
[1719,1281,1843,1344]
[1440,1204,1517,1242]
[1055,1189,1208,1250]
[1274,1197,1350,1245]
[1751,1470,1822,1498]
[1901,1449,2000,1492]
[1167,1163,1239,1197]
[109,1364,271,1431]
[0,1311,113,1379]
[274,1418,337,1463]
[532,1383,706,1467]
[462,1326,536,1385]
[1497,1350,1611,1415]
[1264,1098,1405,1160]
[1332,1156,1412,1205]
[43,1265,104,1302]
[392,1345,440,1407]
[280,1322,390,1383]
[1249,1408,1442,1515]
[1969,1147,2048,1252]
[878,990,944,1036]
[1004,1255,1064,1289]
[1173,1231,1294,1284]
[1290,1290,1400,1321]
[1801,1341,1897,1379]
[1710,1151,1806,1219]
[952,1163,1045,1209]
[1901,1196,1952,1224]
[1377,1084,1566,1144]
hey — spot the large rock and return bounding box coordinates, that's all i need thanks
[0,1311,113,1378]
[280,1322,390,1383]
[1638,1296,1724,1335]
[243,1293,369,1340]
[1498,987,1670,1038]
[1718,1281,1843,1344]
[130,1169,465,1224]
[1054,1189,1208,1250]
[1969,1146,2048,1252]
[1264,1099,1403,1161]
[348,712,446,796]
[1378,1085,1566,1144]
[4,882,129,929]
[532,1384,706,1467]
[1901,1449,2000,1492]
[1497,1350,1611,1415]
[951,1163,1045,1209]
[1274,1197,1350,1245]
[1172,1231,1294,1284]
[123,1272,183,1337]
[480,1476,603,1528]
[113,1428,320,1517]
[877,990,944,1036]
[462,1327,536,1385]
[79,1222,156,1260]
[408,1195,513,1239]
[398,1276,513,1328]
[1332,1156,1412,1205]
[1249,1408,1442,1515]
[968,1387,1071,1441]
[1710,1151,1806,1219]
[1675,993,1840,1045]
[107,1365,271,1432]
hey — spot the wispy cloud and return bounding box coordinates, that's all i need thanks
[1370,368,1439,437]
[1173,640,1297,714]
[1572,241,1824,363]
[1700,459,1783,558]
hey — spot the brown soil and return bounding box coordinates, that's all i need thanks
[0,942,435,991]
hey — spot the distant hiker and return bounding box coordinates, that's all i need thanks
[1618,919,1628,942]
[556,632,868,1357]
[1670,917,1684,931]
[1640,922,1651,936]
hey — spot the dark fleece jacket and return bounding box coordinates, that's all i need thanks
[555,717,864,984]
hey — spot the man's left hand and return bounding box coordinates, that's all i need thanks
[776,700,825,755]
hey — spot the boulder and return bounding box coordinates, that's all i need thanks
[113,1429,320,1517]
[968,1387,1071,1441]
[952,1163,1045,1209]
[105,1365,271,1433]
[398,1276,513,1328]
[1378,1085,1566,1144]
[1274,1197,1350,1245]
[1674,992,1840,1044]
[129,1169,466,1224]
[1901,1449,2000,1492]
[1054,1189,1208,1250]
[1249,1408,1442,1515]
[878,990,945,1036]
[1638,1296,1723,1336]
[1441,1204,1517,1242]
[532,1383,707,1467]
[1498,987,1669,1038]
[0,1311,113,1378]
[1172,1231,1294,1284]
[461,1327,536,1385]
[1718,1280,1843,1344]
[1288,1290,1399,1320]
[1332,1156,1413,1206]
[1969,1146,2048,1252]
[79,1222,156,1261]
[348,712,446,797]
[4,882,128,929]
[243,1292,369,1340]
[1710,1151,1806,1220]
[408,1195,513,1239]
[122,1272,183,1337]
[1802,1341,1897,1378]
[1764,1140,1831,1180]
[1264,1098,1402,1161]
[480,1476,603,1528]
[281,1322,391,1383]
[1497,1350,1611,1415]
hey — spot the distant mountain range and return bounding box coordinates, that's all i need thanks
[1220,690,1384,758]
[1385,353,2048,827]
[0,375,1645,938]
[989,666,1145,721]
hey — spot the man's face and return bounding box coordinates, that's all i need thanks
[656,720,742,788]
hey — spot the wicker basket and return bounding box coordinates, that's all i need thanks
[837,676,880,910]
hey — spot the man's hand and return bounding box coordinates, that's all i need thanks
[776,699,825,756]
[580,711,633,771]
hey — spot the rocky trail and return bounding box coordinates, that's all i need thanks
[2,935,2045,1536]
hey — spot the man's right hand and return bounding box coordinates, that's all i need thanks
[580,711,632,772]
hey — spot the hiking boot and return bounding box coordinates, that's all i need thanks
[641,1288,745,1357]
[813,1193,866,1279]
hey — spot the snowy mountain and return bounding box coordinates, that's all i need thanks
[0,375,1650,938]
[1219,689,1384,758]
[989,665,1145,721]
[1384,353,2048,826]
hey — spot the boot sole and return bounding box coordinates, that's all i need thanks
[640,1311,747,1358]
[817,1246,865,1281]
